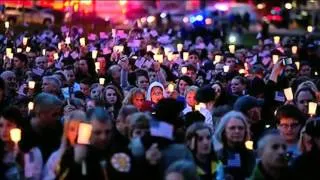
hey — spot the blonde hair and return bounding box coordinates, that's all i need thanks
[213,111,251,151]
[122,87,146,105]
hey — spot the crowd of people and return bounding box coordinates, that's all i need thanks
[0,18,319,180]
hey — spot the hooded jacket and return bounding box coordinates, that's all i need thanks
[146,81,165,103]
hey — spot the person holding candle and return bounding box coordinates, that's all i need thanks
[29,93,64,162]
[186,122,224,180]
[213,111,255,180]
[0,106,43,180]
[122,87,149,112]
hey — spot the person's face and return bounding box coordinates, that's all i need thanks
[137,76,149,90]
[80,83,90,97]
[215,63,224,74]
[212,84,221,99]
[131,128,148,139]
[151,87,163,104]
[0,117,17,142]
[116,115,129,137]
[148,71,157,83]
[186,70,197,82]
[165,172,184,180]
[64,70,76,85]
[284,66,296,79]
[299,65,312,77]
[296,90,315,114]
[66,120,79,145]
[225,57,236,69]
[79,60,88,73]
[90,87,102,100]
[35,58,47,69]
[178,80,189,96]
[105,88,117,105]
[86,100,96,111]
[196,128,211,156]
[132,92,145,110]
[247,107,262,123]
[91,119,113,150]
[278,117,301,144]
[13,57,24,69]
[3,73,16,90]
[189,54,199,64]
[231,79,245,95]
[38,107,62,128]
[186,90,197,107]
[47,51,55,64]
[225,118,246,146]
[111,66,121,82]
[42,79,55,94]
[260,135,288,169]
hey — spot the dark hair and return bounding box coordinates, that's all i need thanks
[87,107,112,124]
[135,69,149,81]
[14,53,28,65]
[232,76,247,86]
[196,85,216,103]
[0,78,5,90]
[275,105,306,125]
[0,106,23,127]
[186,64,197,73]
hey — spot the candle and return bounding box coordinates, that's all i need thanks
[181,67,187,75]
[17,48,22,53]
[113,45,124,53]
[92,50,98,59]
[95,62,100,72]
[223,65,229,73]
[54,53,59,60]
[5,21,9,29]
[6,48,12,55]
[239,69,245,74]
[214,55,222,64]
[245,141,253,150]
[23,37,28,46]
[65,37,71,45]
[28,102,34,111]
[26,46,31,53]
[7,53,13,59]
[183,52,189,61]
[295,62,300,70]
[164,47,170,56]
[291,46,298,54]
[10,128,21,143]
[177,43,183,52]
[167,53,174,61]
[80,37,86,46]
[307,26,313,33]
[308,102,317,116]
[284,87,293,101]
[147,45,152,52]
[28,81,36,89]
[77,123,93,145]
[273,36,280,44]
[99,78,105,85]
[244,63,249,70]
[153,54,163,63]
[42,49,46,56]
[58,42,62,50]
[272,55,279,64]
[168,83,175,93]
[228,45,235,54]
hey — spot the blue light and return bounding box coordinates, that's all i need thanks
[190,16,196,23]
[196,15,204,21]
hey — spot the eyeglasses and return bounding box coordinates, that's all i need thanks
[279,123,300,129]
